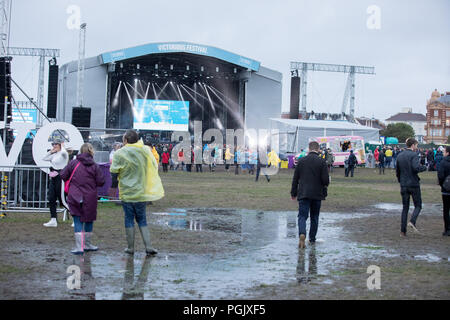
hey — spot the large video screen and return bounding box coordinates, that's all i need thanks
[133,99,190,131]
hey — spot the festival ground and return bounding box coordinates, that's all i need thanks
[0,167,448,299]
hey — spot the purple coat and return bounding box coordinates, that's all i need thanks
[60,153,105,222]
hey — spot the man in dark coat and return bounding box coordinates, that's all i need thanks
[345,150,357,177]
[437,146,450,236]
[378,148,386,175]
[395,138,427,236]
[291,141,330,248]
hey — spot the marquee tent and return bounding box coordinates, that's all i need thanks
[269,118,380,153]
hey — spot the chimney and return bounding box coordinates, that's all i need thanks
[401,107,412,113]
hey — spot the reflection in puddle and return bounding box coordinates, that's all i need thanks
[122,256,152,300]
[296,246,317,284]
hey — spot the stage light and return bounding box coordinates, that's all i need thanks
[155,64,158,69]
[234,68,237,74]
[137,64,140,70]
[135,78,138,82]
[120,63,123,69]
[186,65,190,71]
[201,66,204,72]
[170,64,174,70]
[216,67,219,72]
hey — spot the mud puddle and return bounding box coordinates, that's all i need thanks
[67,209,410,299]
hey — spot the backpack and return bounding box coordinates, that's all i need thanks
[443,175,450,192]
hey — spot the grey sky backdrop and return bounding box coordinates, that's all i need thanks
[10,0,450,121]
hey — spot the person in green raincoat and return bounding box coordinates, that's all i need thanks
[109,130,164,256]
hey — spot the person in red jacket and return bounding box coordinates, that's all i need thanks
[161,148,170,173]
[374,147,380,170]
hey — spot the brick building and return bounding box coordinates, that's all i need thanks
[424,89,450,144]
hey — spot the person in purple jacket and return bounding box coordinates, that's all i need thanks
[61,143,105,255]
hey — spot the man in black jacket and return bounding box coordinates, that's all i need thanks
[291,141,330,248]
[345,150,357,177]
[437,146,450,236]
[396,138,427,236]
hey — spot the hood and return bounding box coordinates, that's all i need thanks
[76,152,95,166]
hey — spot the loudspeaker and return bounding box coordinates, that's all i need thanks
[72,107,91,127]
[72,107,91,141]
[290,76,300,119]
[0,56,12,123]
[47,64,59,118]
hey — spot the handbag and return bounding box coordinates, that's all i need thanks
[64,162,81,194]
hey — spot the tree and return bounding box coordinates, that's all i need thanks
[380,123,415,143]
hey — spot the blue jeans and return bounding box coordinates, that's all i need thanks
[122,202,148,228]
[298,199,321,242]
[73,215,93,233]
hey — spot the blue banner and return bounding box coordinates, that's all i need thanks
[101,42,260,71]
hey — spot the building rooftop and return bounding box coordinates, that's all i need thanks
[437,94,450,106]
[385,112,426,122]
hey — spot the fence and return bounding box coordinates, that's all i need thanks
[0,165,69,219]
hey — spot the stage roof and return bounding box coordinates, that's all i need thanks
[101,41,261,71]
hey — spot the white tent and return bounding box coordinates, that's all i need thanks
[270,118,380,153]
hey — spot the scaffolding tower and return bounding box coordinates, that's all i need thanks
[290,62,375,121]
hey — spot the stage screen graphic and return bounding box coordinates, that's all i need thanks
[133,99,189,131]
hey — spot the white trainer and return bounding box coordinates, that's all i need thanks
[43,218,57,227]
[408,222,419,233]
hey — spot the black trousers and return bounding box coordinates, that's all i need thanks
[400,186,422,233]
[162,163,168,172]
[255,164,269,182]
[345,165,355,177]
[48,175,63,219]
[442,194,450,232]
[195,164,202,172]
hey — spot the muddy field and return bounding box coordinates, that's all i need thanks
[0,168,448,299]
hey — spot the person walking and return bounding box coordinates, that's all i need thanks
[385,147,393,168]
[437,146,450,236]
[378,148,386,175]
[161,148,170,173]
[395,138,427,236]
[255,149,270,183]
[42,138,69,227]
[61,143,105,254]
[291,141,330,248]
[175,148,185,171]
[109,130,164,255]
[326,148,334,172]
[435,148,444,172]
[426,149,435,171]
[345,150,357,177]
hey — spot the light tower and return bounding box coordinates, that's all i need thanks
[76,23,87,108]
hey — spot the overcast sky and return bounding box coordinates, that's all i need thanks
[10,0,450,121]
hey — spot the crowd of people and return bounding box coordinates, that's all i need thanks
[131,141,280,181]
[365,145,445,174]
[40,131,450,256]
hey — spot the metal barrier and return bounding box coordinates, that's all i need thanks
[0,165,69,218]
